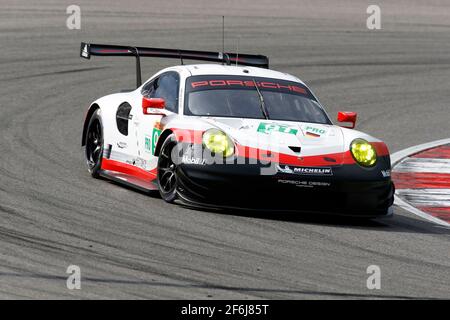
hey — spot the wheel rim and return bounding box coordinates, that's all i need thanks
[86,119,102,167]
[158,141,177,194]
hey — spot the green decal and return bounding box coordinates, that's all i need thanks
[305,126,326,135]
[257,122,298,135]
[151,128,161,155]
[144,135,152,153]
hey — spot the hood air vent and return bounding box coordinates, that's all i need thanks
[289,146,301,153]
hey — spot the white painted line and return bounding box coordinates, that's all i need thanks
[397,188,450,195]
[394,197,450,227]
[396,189,450,207]
[391,138,450,227]
[391,138,450,166]
[394,157,450,174]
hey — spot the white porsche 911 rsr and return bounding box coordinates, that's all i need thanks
[80,42,394,217]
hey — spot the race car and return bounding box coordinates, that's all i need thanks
[80,42,394,217]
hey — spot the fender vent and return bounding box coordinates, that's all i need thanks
[324,157,337,163]
[116,102,132,136]
[289,146,301,153]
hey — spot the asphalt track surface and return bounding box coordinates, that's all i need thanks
[0,0,449,299]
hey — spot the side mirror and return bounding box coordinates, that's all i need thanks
[142,97,165,115]
[337,111,357,129]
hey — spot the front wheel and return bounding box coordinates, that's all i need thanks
[157,134,180,203]
[85,110,103,178]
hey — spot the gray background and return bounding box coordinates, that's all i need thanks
[0,0,449,298]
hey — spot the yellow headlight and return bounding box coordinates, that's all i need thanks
[350,139,377,167]
[202,129,234,157]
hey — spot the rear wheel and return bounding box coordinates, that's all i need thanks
[157,134,180,203]
[85,110,103,178]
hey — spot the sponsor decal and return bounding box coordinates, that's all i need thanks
[144,135,152,153]
[278,179,309,186]
[151,127,162,155]
[135,158,147,169]
[304,126,326,138]
[381,169,391,178]
[277,179,331,188]
[309,181,331,187]
[117,142,127,149]
[257,123,298,135]
[277,165,294,174]
[125,157,147,169]
[277,164,333,176]
[190,80,307,95]
[182,155,206,165]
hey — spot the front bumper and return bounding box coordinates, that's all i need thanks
[175,156,395,217]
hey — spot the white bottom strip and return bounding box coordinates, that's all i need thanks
[396,189,450,207]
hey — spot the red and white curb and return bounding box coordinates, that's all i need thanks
[391,138,450,227]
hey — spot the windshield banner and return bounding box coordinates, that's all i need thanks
[186,75,313,98]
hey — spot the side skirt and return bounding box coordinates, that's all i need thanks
[99,170,159,193]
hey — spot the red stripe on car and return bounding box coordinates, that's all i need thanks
[169,128,388,166]
[101,158,157,181]
[236,145,356,166]
[371,142,390,157]
[171,128,204,144]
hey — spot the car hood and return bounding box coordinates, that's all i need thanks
[200,117,346,164]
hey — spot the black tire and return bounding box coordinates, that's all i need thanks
[157,134,180,203]
[84,109,103,178]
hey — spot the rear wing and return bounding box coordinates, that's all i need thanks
[80,42,269,88]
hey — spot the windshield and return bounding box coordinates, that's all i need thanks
[184,75,331,124]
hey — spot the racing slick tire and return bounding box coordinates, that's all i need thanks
[157,134,181,203]
[84,109,103,178]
